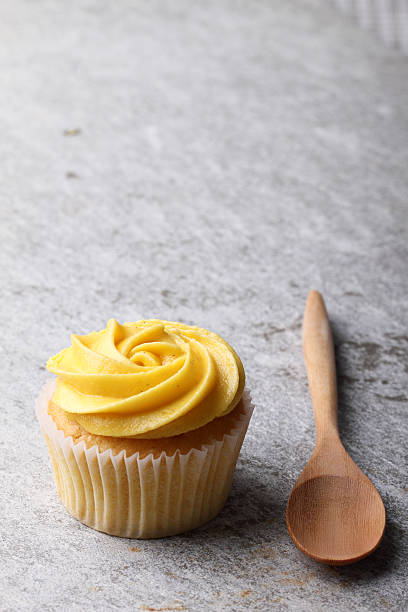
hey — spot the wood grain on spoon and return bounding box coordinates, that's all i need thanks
[286,290,386,565]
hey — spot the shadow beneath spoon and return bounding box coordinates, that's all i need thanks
[323,323,399,574]
[322,514,400,579]
[332,321,362,445]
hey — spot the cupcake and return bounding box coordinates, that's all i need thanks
[36,319,252,538]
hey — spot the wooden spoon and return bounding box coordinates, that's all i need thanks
[286,290,386,565]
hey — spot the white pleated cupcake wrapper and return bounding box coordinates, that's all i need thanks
[36,380,253,539]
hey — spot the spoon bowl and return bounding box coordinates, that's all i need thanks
[286,291,386,565]
[287,472,386,565]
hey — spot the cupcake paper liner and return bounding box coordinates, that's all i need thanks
[36,381,253,539]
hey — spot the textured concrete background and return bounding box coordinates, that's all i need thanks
[1,0,407,610]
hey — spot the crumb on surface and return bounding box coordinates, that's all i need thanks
[63,128,81,136]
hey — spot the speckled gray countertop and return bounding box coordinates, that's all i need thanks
[1,1,407,610]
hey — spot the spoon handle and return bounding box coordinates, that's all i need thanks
[303,290,339,443]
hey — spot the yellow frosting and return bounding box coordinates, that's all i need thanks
[46,319,245,438]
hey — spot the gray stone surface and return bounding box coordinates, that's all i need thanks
[1,0,407,610]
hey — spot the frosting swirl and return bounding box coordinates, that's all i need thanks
[47,319,245,438]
